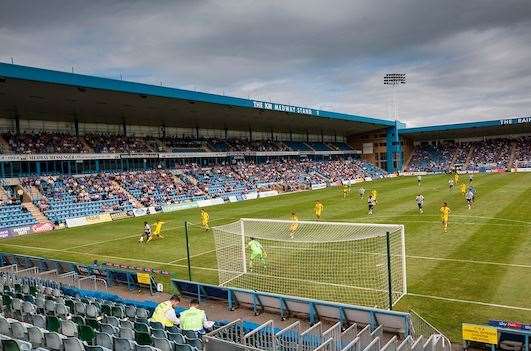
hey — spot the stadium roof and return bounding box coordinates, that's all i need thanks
[0,63,397,136]
[400,118,531,140]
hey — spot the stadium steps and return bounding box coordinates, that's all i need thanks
[0,187,9,202]
[110,181,143,208]
[21,202,49,223]
[463,145,475,169]
[450,147,459,168]
[0,135,12,153]
[28,185,43,200]
[326,143,338,150]
[77,136,94,152]
[508,141,517,168]
[402,152,414,171]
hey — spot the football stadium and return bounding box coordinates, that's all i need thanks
[0,3,530,351]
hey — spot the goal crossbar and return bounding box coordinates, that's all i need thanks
[212,218,407,310]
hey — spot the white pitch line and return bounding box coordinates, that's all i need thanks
[361,213,531,225]
[168,248,218,264]
[68,217,231,250]
[408,293,531,312]
[2,242,531,311]
[350,217,528,227]
[407,255,531,269]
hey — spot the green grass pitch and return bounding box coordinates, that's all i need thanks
[1,173,530,340]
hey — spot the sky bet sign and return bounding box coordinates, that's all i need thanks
[252,100,317,116]
[499,116,531,125]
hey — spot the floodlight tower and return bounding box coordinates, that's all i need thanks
[383,73,406,173]
[384,73,406,121]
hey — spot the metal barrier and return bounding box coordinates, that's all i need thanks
[78,275,108,292]
[0,264,17,273]
[16,266,39,277]
[244,321,276,351]
[409,310,450,351]
[275,321,301,351]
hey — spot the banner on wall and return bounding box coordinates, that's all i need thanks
[110,212,129,221]
[132,208,147,217]
[0,222,54,238]
[162,202,198,213]
[85,213,112,225]
[243,192,258,200]
[66,217,87,228]
[311,183,327,190]
[258,190,279,198]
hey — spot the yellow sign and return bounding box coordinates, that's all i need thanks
[136,273,151,285]
[462,324,498,344]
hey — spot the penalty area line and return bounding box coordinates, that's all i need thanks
[408,293,531,312]
[68,217,231,250]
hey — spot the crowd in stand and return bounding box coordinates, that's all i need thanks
[85,134,159,153]
[26,175,131,213]
[7,158,385,224]
[466,139,512,171]
[1,131,352,154]
[3,133,88,154]
[116,169,202,207]
[406,137,531,172]
[513,136,531,167]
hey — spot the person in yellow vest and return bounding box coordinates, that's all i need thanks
[179,299,214,334]
[454,173,459,185]
[440,202,451,233]
[288,211,299,239]
[459,183,467,196]
[148,219,165,242]
[149,295,181,327]
[200,209,210,231]
[314,200,324,221]
[371,189,378,200]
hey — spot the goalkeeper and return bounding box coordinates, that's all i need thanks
[148,219,165,242]
[248,237,267,271]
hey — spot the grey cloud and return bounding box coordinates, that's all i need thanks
[1,0,531,126]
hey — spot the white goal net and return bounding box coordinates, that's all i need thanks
[212,218,406,309]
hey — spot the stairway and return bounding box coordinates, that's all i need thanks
[402,151,415,171]
[463,145,475,170]
[79,137,94,153]
[0,186,10,202]
[22,202,49,224]
[0,135,12,154]
[508,141,517,169]
[450,147,459,168]
[111,181,143,208]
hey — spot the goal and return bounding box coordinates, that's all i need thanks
[212,218,406,309]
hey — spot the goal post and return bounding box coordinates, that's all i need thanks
[212,218,407,310]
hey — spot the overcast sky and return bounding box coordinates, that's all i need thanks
[1,0,531,127]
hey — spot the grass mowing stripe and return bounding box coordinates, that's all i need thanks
[68,217,231,250]
[407,293,531,311]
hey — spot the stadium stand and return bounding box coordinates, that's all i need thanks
[514,136,531,168]
[328,142,354,151]
[0,203,37,229]
[85,134,159,154]
[0,157,385,227]
[0,259,452,351]
[3,133,89,154]
[285,141,313,151]
[24,175,134,224]
[466,138,512,171]
[405,138,530,172]
[116,170,204,207]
